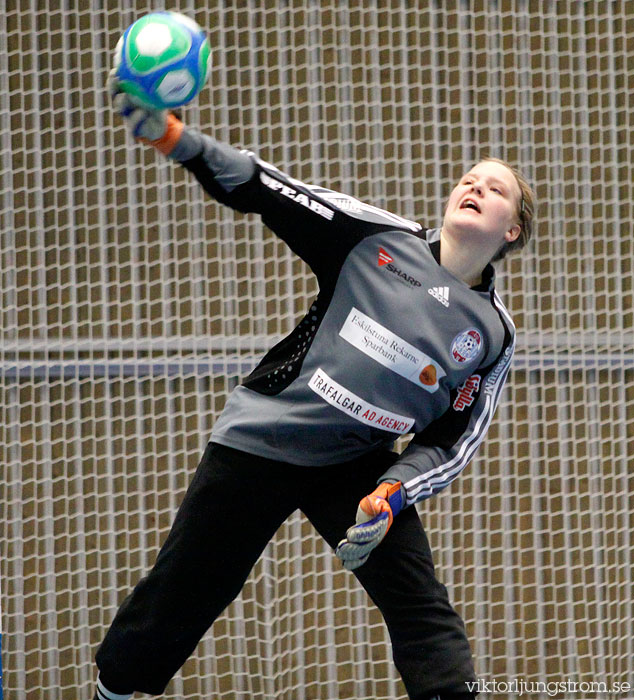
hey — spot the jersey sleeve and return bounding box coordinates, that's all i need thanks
[171,128,374,281]
[379,332,515,507]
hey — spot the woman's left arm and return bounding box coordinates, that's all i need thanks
[380,336,515,507]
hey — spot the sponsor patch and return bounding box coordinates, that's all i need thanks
[484,344,514,395]
[376,249,422,287]
[339,307,445,392]
[260,171,335,220]
[378,247,393,266]
[308,368,414,434]
[451,328,483,364]
[384,262,422,287]
[453,374,481,411]
[419,364,437,386]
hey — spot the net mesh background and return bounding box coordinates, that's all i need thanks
[1,2,633,699]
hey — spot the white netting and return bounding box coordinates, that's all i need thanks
[1,2,633,699]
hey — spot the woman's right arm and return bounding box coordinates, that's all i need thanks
[111,87,417,278]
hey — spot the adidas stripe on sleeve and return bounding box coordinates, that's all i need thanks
[380,291,515,507]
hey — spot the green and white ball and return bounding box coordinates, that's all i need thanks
[114,11,211,110]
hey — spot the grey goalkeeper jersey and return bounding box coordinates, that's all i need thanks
[171,129,515,507]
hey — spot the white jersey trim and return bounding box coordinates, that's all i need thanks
[316,188,422,232]
[249,155,422,233]
[403,349,512,503]
[402,292,515,504]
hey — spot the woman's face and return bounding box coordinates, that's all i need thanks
[443,160,522,250]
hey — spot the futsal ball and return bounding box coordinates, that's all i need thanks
[113,11,211,110]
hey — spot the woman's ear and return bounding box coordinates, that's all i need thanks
[505,223,522,243]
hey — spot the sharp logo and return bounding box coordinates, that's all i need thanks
[385,263,422,288]
[378,247,393,266]
[378,248,422,287]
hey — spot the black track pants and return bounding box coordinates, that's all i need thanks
[95,442,476,699]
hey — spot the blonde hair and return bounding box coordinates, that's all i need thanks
[481,157,535,262]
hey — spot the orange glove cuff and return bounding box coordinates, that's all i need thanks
[359,481,403,528]
[140,113,184,155]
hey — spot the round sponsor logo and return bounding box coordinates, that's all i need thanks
[451,329,483,364]
[419,364,437,386]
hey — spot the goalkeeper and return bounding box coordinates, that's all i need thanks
[93,79,534,700]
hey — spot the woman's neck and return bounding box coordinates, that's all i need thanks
[439,228,491,287]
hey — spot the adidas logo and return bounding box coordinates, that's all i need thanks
[428,286,450,307]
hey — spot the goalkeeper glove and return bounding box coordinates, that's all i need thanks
[335,481,404,570]
[107,69,183,155]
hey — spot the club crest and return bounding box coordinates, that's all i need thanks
[451,329,483,364]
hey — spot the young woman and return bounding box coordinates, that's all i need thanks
[93,82,535,700]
